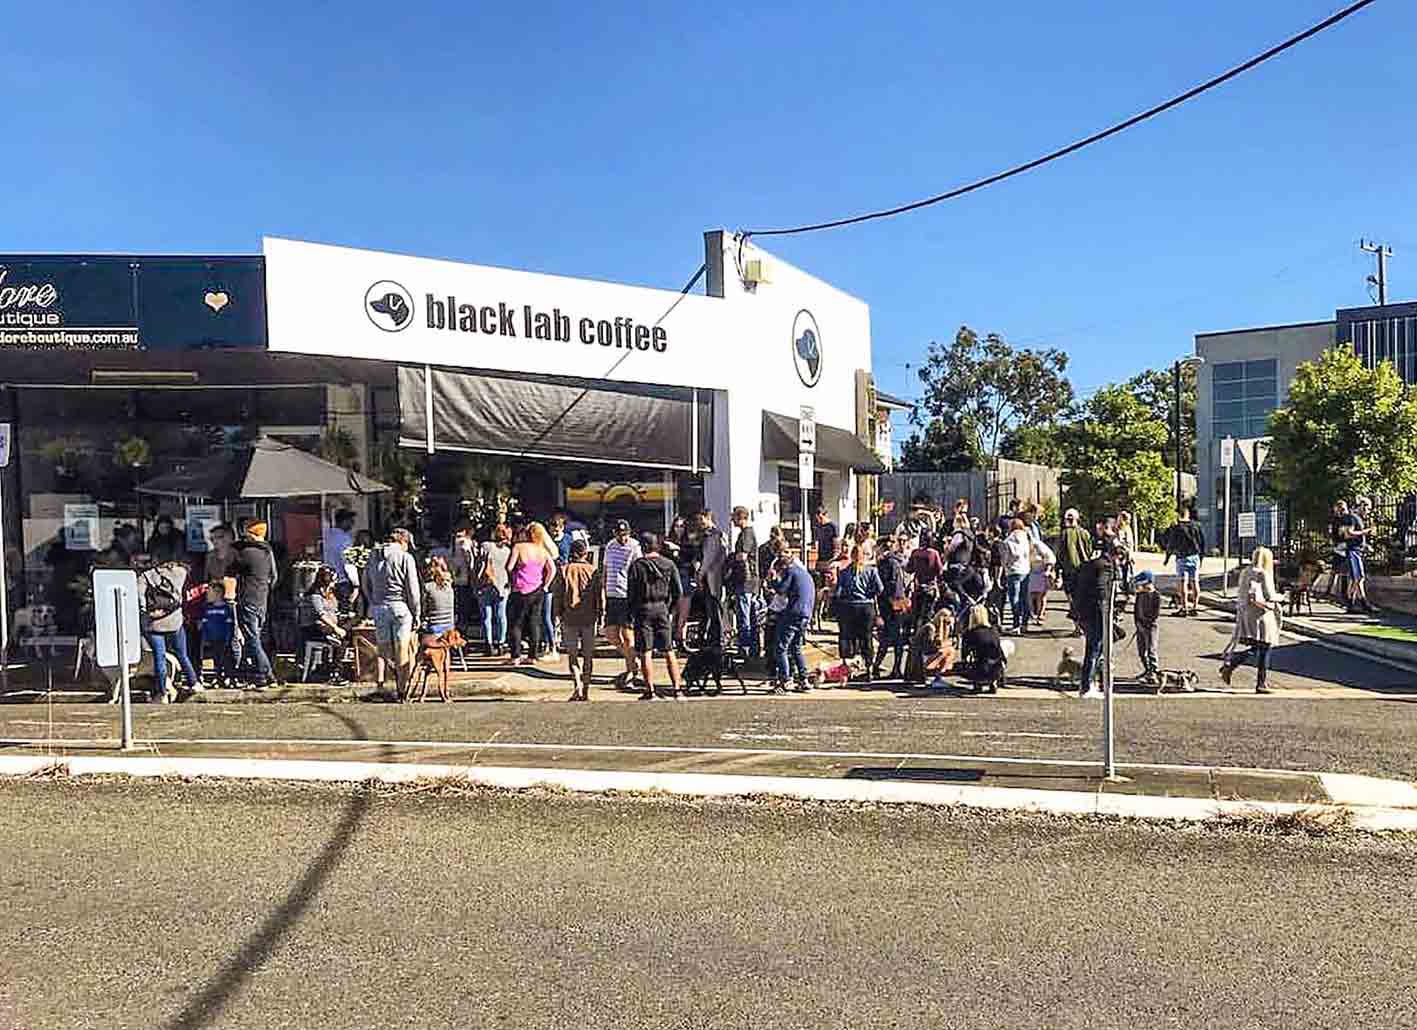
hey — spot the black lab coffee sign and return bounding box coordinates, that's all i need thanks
[0,256,267,351]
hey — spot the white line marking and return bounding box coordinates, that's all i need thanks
[959,731,1087,740]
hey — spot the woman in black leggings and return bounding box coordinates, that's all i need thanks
[1220,546,1282,695]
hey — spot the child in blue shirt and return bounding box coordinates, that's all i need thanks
[199,582,236,686]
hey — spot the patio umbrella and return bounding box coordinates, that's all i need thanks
[136,435,391,499]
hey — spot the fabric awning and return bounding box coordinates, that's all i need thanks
[762,411,886,474]
[399,365,713,471]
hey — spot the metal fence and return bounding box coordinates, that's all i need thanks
[1279,495,1417,577]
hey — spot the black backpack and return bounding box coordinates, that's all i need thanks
[637,557,673,606]
[144,572,182,621]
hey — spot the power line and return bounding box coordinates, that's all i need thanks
[743,0,1380,240]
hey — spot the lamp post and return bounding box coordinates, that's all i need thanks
[1173,356,1204,515]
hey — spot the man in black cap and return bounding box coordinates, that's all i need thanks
[626,532,684,699]
[602,518,642,689]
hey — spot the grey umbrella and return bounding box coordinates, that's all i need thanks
[136,435,391,499]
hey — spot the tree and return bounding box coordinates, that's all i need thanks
[914,327,1074,460]
[1267,347,1417,523]
[897,416,983,472]
[1057,386,1173,533]
[1125,365,1198,473]
[999,423,1066,467]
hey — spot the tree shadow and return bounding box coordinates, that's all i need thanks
[844,766,984,783]
[163,705,389,1030]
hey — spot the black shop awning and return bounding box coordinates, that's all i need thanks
[399,365,713,471]
[762,411,886,474]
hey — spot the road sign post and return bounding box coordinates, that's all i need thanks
[799,405,815,567]
[1220,437,1234,597]
[1101,566,1116,780]
[93,568,141,751]
[0,421,10,695]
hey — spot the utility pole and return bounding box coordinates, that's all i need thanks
[1361,239,1393,305]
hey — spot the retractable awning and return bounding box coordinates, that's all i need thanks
[399,365,713,471]
[762,411,886,473]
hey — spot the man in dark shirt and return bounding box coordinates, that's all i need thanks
[627,532,684,700]
[1162,507,1205,617]
[1344,497,1374,612]
[1073,545,1118,699]
[729,506,760,659]
[232,521,279,688]
[812,508,839,569]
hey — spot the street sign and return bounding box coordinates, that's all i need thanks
[798,404,816,453]
[798,450,815,481]
[0,422,11,468]
[93,569,141,668]
[1237,512,1257,538]
[1220,437,1234,469]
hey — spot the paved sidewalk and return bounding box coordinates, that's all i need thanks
[1200,587,1417,671]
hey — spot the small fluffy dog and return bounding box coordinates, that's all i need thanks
[1056,647,1083,687]
[1156,668,1200,694]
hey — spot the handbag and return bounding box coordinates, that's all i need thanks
[1247,578,1266,609]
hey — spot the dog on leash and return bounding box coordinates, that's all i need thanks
[1055,647,1083,688]
[407,628,467,703]
[1156,668,1199,694]
[682,644,747,696]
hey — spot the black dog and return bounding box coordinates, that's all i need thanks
[681,645,747,696]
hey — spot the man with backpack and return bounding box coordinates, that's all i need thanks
[140,559,200,703]
[1162,506,1206,617]
[627,532,684,700]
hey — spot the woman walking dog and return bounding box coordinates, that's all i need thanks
[1219,546,1282,694]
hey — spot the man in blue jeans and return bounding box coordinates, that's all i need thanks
[232,521,278,689]
[770,553,816,692]
[729,506,760,660]
[1072,545,1118,699]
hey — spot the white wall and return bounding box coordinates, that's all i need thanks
[263,234,873,537]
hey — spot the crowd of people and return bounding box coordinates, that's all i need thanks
[69,484,1320,705]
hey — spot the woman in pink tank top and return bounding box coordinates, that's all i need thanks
[505,525,556,665]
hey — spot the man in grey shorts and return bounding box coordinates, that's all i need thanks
[361,527,422,701]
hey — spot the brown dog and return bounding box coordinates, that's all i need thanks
[407,628,467,703]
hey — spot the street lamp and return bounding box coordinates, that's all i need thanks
[1173,356,1204,516]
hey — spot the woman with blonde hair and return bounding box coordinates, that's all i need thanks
[422,555,456,635]
[957,598,1007,693]
[505,525,556,665]
[1220,546,1282,694]
[527,521,561,658]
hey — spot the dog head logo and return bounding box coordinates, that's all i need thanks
[364,280,414,332]
[791,310,822,387]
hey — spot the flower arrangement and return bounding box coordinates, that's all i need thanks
[342,545,373,570]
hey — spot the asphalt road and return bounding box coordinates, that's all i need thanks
[3,778,1414,1030]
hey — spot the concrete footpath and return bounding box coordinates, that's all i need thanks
[5,735,1416,832]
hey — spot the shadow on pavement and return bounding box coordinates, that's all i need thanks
[1262,640,1415,694]
[164,705,388,1030]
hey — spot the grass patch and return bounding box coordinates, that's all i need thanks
[1347,625,1417,645]
[1215,803,1353,837]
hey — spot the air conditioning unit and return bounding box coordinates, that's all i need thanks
[743,258,771,285]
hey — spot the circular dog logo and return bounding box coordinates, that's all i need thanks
[364,280,414,332]
[792,309,822,388]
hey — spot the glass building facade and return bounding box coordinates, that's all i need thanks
[1211,358,1278,442]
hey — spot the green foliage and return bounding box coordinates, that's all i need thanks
[913,326,1074,460]
[1040,495,1060,537]
[1058,386,1173,530]
[999,423,1066,467]
[374,442,426,522]
[1267,348,1417,523]
[114,435,152,469]
[1125,365,1198,473]
[453,455,522,537]
[897,417,984,472]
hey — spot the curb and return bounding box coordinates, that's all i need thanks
[1198,594,1417,676]
[3,754,1415,834]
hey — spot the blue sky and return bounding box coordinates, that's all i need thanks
[4,1,1410,406]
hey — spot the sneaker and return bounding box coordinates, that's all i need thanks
[1078,688,1104,700]
[1255,684,1272,695]
[929,675,947,691]
[636,690,656,701]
